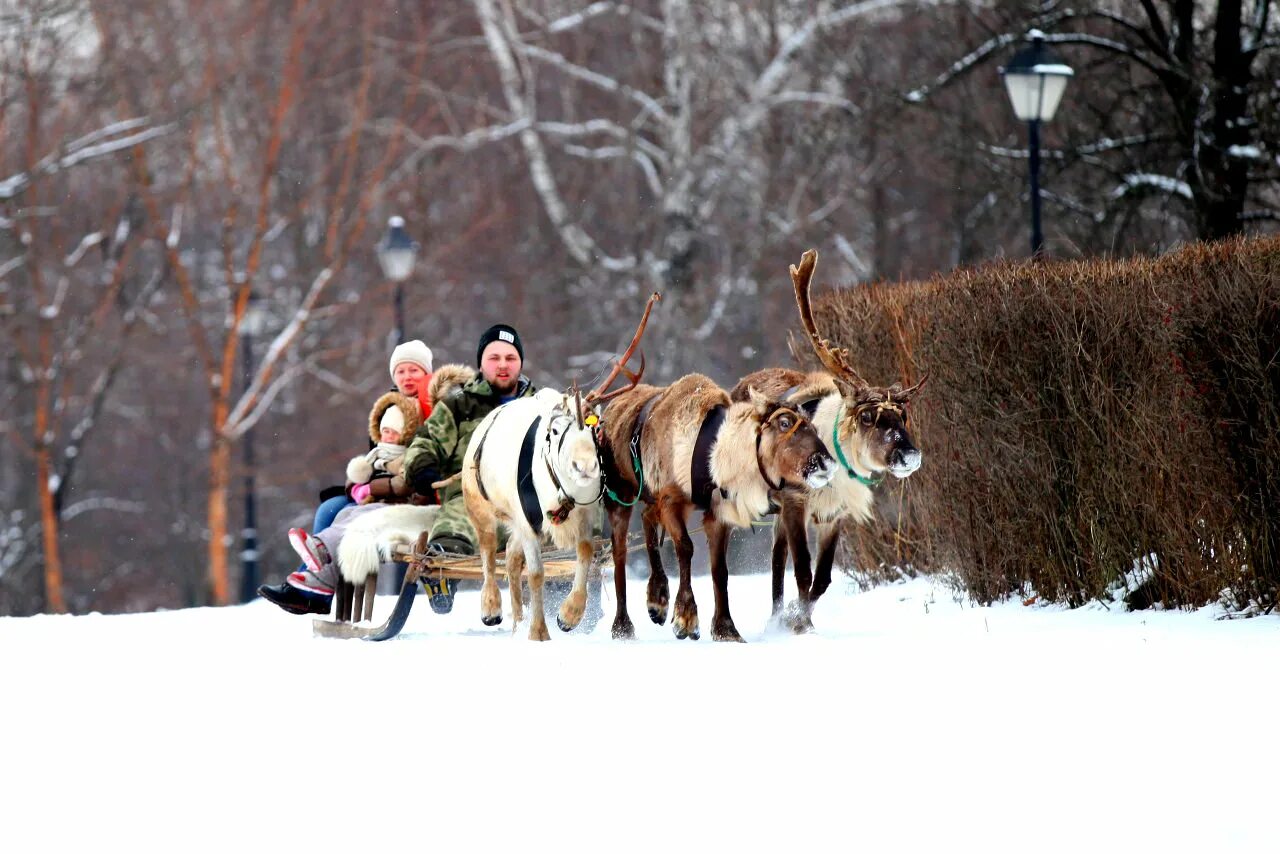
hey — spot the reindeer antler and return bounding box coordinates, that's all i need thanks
[791,249,867,388]
[585,292,660,404]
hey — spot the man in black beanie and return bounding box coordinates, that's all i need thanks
[401,323,536,610]
[474,323,524,398]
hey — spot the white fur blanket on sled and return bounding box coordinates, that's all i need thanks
[336,504,440,585]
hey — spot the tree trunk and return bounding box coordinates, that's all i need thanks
[207,403,232,606]
[34,444,65,614]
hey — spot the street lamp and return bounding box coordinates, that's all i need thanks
[1000,29,1073,256]
[377,216,418,343]
[238,292,269,604]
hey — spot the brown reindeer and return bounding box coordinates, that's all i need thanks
[598,375,836,642]
[731,249,926,632]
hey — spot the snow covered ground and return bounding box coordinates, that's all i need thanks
[4,571,1278,853]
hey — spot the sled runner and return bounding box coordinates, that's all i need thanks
[311,531,617,641]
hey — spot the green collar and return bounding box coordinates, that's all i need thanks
[832,405,884,488]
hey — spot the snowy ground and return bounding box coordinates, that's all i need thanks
[4,570,1278,853]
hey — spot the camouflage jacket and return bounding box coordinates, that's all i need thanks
[403,368,536,502]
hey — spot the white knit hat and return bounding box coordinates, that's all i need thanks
[380,405,405,434]
[389,340,433,378]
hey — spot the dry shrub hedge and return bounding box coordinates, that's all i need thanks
[813,235,1280,611]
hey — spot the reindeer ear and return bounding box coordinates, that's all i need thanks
[747,386,770,417]
[897,372,929,403]
[834,374,865,402]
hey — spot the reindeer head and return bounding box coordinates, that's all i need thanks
[540,384,602,499]
[747,387,836,491]
[791,248,926,482]
[837,382,924,480]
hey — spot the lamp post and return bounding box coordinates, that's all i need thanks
[1000,29,1073,256]
[377,216,418,343]
[238,292,269,603]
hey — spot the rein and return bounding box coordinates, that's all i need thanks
[754,406,805,493]
[604,391,659,507]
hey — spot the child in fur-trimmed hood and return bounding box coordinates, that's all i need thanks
[342,391,423,505]
[283,390,426,597]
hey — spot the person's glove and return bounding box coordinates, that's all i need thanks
[351,483,373,504]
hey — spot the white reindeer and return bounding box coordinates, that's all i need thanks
[461,296,657,640]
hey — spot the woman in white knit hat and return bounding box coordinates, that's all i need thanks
[258,340,436,615]
[389,339,434,418]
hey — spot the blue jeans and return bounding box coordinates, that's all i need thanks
[296,494,353,576]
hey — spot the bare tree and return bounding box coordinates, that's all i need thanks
[904,0,1280,243]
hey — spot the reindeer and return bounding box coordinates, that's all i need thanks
[461,295,657,641]
[731,249,926,632]
[598,374,836,642]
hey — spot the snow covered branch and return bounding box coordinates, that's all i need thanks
[471,0,639,272]
[1110,173,1194,201]
[516,42,671,126]
[223,268,334,438]
[0,120,175,201]
[903,31,1020,103]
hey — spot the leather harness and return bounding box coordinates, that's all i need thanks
[690,405,727,511]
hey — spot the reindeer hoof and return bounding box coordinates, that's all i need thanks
[673,620,700,641]
[647,605,668,625]
[781,601,813,634]
[611,616,635,640]
[713,627,745,643]
[482,614,502,627]
[556,614,574,633]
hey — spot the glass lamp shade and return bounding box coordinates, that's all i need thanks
[377,216,418,282]
[1000,31,1073,122]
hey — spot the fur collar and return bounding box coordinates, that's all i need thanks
[367,391,423,444]
[428,364,476,405]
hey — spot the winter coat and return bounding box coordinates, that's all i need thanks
[343,391,425,504]
[402,364,537,503]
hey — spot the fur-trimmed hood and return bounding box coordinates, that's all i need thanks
[367,391,424,444]
[428,363,477,405]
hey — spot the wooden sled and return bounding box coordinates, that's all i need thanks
[312,531,602,642]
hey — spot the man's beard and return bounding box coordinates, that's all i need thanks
[490,375,517,395]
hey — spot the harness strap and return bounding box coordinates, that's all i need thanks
[691,405,727,511]
[755,426,781,492]
[612,391,661,505]
[517,416,544,534]
[471,411,499,501]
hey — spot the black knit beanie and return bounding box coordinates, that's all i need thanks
[476,323,524,366]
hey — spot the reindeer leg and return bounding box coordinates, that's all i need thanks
[506,533,526,629]
[469,493,502,627]
[782,502,815,634]
[705,515,744,642]
[524,537,550,642]
[806,524,840,625]
[658,491,698,641]
[642,507,670,625]
[556,521,593,632]
[608,503,635,639]
[770,518,788,618]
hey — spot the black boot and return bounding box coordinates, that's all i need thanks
[258,582,333,616]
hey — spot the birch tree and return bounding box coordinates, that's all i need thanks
[455,0,928,373]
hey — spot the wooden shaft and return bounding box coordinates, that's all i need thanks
[363,574,377,622]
